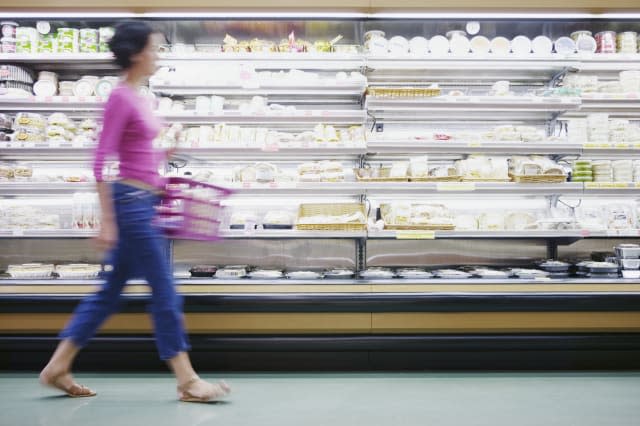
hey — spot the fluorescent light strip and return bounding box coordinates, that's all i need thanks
[370,12,640,20]
[1,11,639,19]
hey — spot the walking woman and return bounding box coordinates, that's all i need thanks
[39,21,230,403]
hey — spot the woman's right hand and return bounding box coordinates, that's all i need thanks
[95,219,118,252]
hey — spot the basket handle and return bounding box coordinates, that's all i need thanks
[167,177,234,196]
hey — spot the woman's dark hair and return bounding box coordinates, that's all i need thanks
[108,21,154,69]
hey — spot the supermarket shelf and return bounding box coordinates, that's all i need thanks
[582,182,640,195]
[1,277,639,289]
[582,142,640,156]
[367,140,582,156]
[365,182,582,196]
[157,52,365,70]
[150,83,366,99]
[0,146,94,161]
[158,110,366,125]
[0,97,104,112]
[0,53,116,71]
[366,56,577,83]
[220,230,366,239]
[368,230,586,242]
[568,97,640,118]
[366,96,581,122]
[0,230,96,239]
[0,182,94,195]
[576,54,640,77]
[173,145,366,161]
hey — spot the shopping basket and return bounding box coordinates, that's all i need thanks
[154,177,234,241]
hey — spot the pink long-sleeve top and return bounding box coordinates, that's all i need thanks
[93,83,164,189]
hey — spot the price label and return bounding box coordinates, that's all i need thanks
[534,277,552,281]
[44,96,53,103]
[49,140,60,148]
[634,143,640,150]
[242,182,252,189]
[396,230,436,240]
[78,96,86,102]
[584,182,600,189]
[269,182,278,188]
[437,182,476,192]
[615,143,630,149]
[467,142,482,148]
[261,143,279,152]
[580,229,591,237]
[23,142,35,148]
[62,96,70,103]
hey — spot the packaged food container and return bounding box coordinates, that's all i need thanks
[248,269,284,279]
[0,113,12,131]
[571,30,593,42]
[554,37,576,55]
[571,31,597,53]
[359,268,396,279]
[189,265,218,277]
[1,37,16,53]
[73,79,94,97]
[408,36,429,55]
[490,36,511,55]
[511,35,532,56]
[324,269,355,279]
[0,163,13,179]
[447,30,470,55]
[429,35,450,55]
[58,81,75,96]
[16,27,38,54]
[79,28,99,53]
[470,35,490,55]
[395,268,432,279]
[13,163,33,180]
[365,35,388,55]
[615,244,640,259]
[595,31,617,54]
[33,79,57,97]
[57,28,79,53]
[195,44,221,53]
[98,27,114,52]
[285,271,323,280]
[15,112,46,129]
[37,35,56,53]
[388,36,410,55]
[531,36,553,56]
[364,30,385,42]
[617,32,638,54]
[13,127,43,142]
[619,258,640,270]
[1,22,18,38]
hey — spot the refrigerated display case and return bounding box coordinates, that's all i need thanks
[1,14,640,369]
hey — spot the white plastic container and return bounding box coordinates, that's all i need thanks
[532,36,553,56]
[490,36,511,55]
[429,35,449,56]
[511,35,532,56]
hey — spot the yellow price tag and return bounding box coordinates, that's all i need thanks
[584,143,610,149]
[634,143,640,150]
[467,142,482,148]
[615,143,630,149]
[584,182,600,189]
[437,182,476,192]
[635,183,640,189]
[396,230,436,240]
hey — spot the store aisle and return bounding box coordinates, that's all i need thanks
[2,372,639,426]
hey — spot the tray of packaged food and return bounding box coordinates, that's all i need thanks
[285,271,324,280]
[323,268,355,279]
[189,265,218,278]
[615,244,640,259]
[214,265,248,279]
[395,268,433,279]
[359,267,396,279]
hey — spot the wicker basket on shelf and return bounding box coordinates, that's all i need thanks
[409,175,463,182]
[367,87,442,98]
[383,224,456,231]
[353,168,409,182]
[510,174,568,183]
[296,203,367,231]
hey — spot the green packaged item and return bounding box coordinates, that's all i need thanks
[572,176,593,182]
[80,41,98,53]
[38,35,55,53]
[57,28,78,53]
[99,27,114,53]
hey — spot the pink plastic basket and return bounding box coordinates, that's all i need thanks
[155,177,233,241]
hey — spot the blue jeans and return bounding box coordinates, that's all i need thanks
[60,182,191,360]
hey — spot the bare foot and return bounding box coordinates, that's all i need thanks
[40,366,96,397]
[178,377,230,402]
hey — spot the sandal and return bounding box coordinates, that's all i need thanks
[177,376,230,403]
[40,371,97,398]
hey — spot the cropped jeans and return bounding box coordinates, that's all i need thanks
[60,182,190,360]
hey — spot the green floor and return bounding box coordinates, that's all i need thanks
[2,372,640,426]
